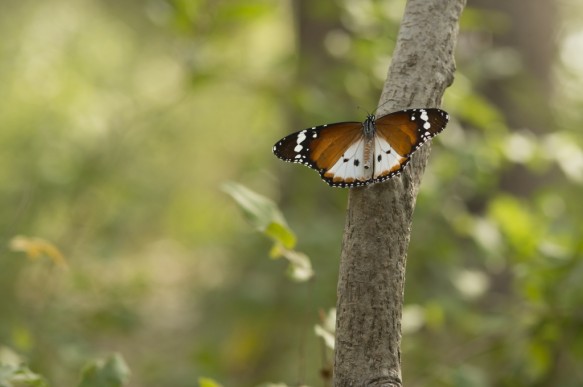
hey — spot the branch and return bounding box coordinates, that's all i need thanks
[334,1,465,386]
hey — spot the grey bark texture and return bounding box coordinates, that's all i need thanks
[333,1,465,386]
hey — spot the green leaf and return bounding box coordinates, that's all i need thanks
[256,384,293,387]
[264,223,296,251]
[0,364,49,387]
[457,92,505,131]
[0,347,49,387]
[257,384,312,387]
[198,377,223,387]
[0,346,23,367]
[269,245,314,281]
[77,354,130,387]
[528,341,551,379]
[219,3,273,21]
[488,195,540,257]
[423,302,445,330]
[280,249,314,282]
[314,325,335,350]
[222,182,296,249]
[223,182,313,281]
[453,365,488,387]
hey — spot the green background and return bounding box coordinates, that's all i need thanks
[1,0,583,386]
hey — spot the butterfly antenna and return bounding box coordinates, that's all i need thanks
[374,98,393,116]
[356,105,373,118]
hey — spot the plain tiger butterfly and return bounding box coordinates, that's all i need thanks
[272,108,449,188]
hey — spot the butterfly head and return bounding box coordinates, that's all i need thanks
[363,114,376,137]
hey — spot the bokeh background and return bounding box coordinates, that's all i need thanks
[2,0,583,386]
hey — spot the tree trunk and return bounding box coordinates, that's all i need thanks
[333,1,465,386]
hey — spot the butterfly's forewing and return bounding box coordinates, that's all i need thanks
[273,122,369,187]
[371,108,449,183]
[374,108,449,156]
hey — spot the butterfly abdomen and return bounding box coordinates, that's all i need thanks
[362,136,375,170]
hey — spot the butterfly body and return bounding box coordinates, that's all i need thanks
[360,118,375,171]
[273,108,449,188]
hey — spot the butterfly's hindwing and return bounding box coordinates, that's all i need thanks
[321,136,375,187]
[372,135,407,180]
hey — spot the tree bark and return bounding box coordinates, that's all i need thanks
[334,1,465,386]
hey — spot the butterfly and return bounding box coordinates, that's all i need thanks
[272,108,449,188]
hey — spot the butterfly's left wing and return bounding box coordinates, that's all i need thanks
[273,122,374,187]
[371,108,449,183]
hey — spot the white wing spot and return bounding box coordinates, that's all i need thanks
[420,110,429,122]
[297,131,307,144]
[423,121,431,130]
[294,144,303,152]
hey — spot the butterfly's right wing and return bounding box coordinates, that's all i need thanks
[371,108,449,182]
[273,122,373,187]
[374,108,449,157]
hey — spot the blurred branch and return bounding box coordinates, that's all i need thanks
[334,1,465,386]
[10,235,68,269]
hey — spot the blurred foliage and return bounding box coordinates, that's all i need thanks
[77,354,130,387]
[0,346,49,387]
[1,0,583,386]
[223,182,313,281]
[198,377,223,387]
[0,364,48,387]
[0,348,129,387]
[9,236,68,269]
[222,182,296,249]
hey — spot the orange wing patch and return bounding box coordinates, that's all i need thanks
[375,108,448,157]
[309,122,363,170]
